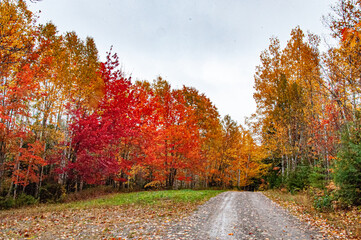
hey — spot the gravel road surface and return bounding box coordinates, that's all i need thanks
[164,191,325,240]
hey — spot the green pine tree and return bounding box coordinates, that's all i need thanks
[334,124,361,206]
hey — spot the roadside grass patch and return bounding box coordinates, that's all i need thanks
[0,189,224,217]
[0,190,224,239]
[71,189,223,208]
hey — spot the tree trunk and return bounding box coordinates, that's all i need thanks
[79,179,84,191]
[0,142,6,193]
[12,138,23,199]
[166,168,177,189]
[237,169,240,188]
[36,143,47,198]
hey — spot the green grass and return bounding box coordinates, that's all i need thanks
[0,189,224,217]
[70,189,224,208]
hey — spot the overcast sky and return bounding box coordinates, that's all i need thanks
[29,0,337,124]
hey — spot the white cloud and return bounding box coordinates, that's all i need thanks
[29,0,337,123]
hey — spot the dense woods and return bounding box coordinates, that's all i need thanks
[0,0,265,206]
[1,0,361,211]
[253,0,361,208]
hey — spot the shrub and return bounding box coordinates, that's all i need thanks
[266,168,283,189]
[64,185,115,202]
[309,166,327,189]
[15,194,37,207]
[0,197,15,210]
[334,125,361,206]
[144,180,164,190]
[39,183,66,203]
[0,194,37,209]
[286,165,311,193]
[313,193,333,212]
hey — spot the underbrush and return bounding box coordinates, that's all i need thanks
[63,185,118,203]
[265,189,361,239]
[0,185,116,210]
[0,194,37,210]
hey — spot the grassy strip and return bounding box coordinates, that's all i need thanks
[71,189,224,208]
[0,190,224,239]
[264,190,361,239]
[0,189,224,217]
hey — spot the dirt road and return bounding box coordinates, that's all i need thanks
[165,191,325,239]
